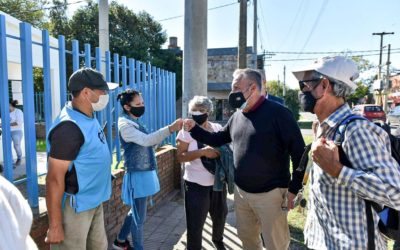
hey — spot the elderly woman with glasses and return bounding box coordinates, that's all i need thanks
[176,95,228,250]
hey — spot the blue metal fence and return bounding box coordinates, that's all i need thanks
[0,14,177,208]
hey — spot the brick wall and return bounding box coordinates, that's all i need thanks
[30,145,180,250]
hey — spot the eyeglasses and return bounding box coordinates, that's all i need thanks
[299,78,323,91]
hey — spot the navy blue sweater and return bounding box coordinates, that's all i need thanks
[190,99,305,194]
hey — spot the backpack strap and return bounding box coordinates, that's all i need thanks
[334,114,377,250]
[333,114,367,146]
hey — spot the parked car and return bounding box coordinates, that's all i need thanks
[387,106,400,126]
[352,104,386,123]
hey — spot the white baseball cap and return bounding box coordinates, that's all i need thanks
[292,56,359,90]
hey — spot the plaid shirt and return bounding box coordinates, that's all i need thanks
[304,104,400,250]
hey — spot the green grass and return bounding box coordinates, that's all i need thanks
[36,139,46,152]
[298,121,313,130]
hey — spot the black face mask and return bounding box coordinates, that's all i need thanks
[228,91,246,109]
[192,113,208,125]
[298,91,317,113]
[130,106,145,117]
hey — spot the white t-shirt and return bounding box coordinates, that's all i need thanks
[10,108,24,131]
[176,122,223,186]
[0,176,38,250]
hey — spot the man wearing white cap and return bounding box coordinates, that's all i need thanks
[293,56,400,249]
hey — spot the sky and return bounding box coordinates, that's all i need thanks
[68,0,400,89]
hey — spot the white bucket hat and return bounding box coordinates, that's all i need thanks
[292,56,359,90]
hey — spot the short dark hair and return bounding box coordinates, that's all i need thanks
[117,89,141,114]
[71,90,82,98]
[9,100,18,108]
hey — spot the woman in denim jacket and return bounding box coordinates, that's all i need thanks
[113,89,182,250]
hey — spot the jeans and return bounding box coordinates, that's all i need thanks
[117,197,147,250]
[11,130,23,160]
[184,180,228,250]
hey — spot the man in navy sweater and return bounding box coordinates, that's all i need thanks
[184,68,305,250]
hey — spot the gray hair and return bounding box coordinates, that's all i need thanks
[310,71,354,98]
[233,68,262,90]
[188,95,213,114]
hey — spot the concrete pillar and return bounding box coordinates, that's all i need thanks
[99,0,109,74]
[182,0,208,118]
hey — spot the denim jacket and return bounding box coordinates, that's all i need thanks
[119,114,157,172]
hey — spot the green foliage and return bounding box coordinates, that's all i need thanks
[347,81,370,105]
[266,80,300,121]
[0,0,48,28]
[48,0,70,37]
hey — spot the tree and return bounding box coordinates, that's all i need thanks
[64,1,183,98]
[48,0,70,37]
[0,0,48,29]
[266,80,300,120]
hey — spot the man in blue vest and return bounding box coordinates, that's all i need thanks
[45,68,118,249]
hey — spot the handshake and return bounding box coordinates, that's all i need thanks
[168,118,196,132]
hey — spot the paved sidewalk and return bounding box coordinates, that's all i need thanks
[138,193,241,250]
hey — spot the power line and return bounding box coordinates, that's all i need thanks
[157,2,238,22]
[297,0,330,57]
[265,48,400,55]
[26,0,86,13]
[263,51,400,62]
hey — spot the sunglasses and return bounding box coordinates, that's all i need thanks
[299,78,323,91]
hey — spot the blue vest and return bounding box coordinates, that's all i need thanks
[47,104,112,213]
[119,115,157,172]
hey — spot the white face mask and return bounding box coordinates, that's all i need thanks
[89,92,109,111]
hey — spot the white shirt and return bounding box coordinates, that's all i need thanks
[10,108,24,131]
[176,122,223,186]
[0,176,38,250]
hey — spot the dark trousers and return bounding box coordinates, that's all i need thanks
[184,180,228,250]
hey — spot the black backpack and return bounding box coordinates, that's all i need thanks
[334,114,400,249]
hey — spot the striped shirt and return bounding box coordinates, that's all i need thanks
[304,104,400,250]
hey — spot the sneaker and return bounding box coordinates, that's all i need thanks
[112,239,133,250]
[15,159,21,166]
[213,240,226,250]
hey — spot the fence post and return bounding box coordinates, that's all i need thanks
[128,58,135,88]
[156,68,162,130]
[113,53,121,162]
[20,22,39,208]
[105,51,113,159]
[72,40,79,72]
[58,35,67,106]
[136,60,141,92]
[0,15,13,180]
[152,66,157,131]
[84,43,91,68]
[148,63,154,132]
[121,56,127,90]
[95,47,104,124]
[172,73,177,146]
[42,30,53,149]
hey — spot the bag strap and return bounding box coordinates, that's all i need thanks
[366,200,376,250]
[333,114,367,146]
[335,114,378,249]
[296,143,312,172]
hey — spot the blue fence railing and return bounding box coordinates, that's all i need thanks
[0,14,177,208]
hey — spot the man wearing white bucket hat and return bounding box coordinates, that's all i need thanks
[293,56,400,249]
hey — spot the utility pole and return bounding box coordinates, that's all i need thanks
[99,0,109,74]
[238,0,247,68]
[384,44,391,112]
[283,65,286,97]
[182,0,208,118]
[372,32,394,79]
[253,0,257,56]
